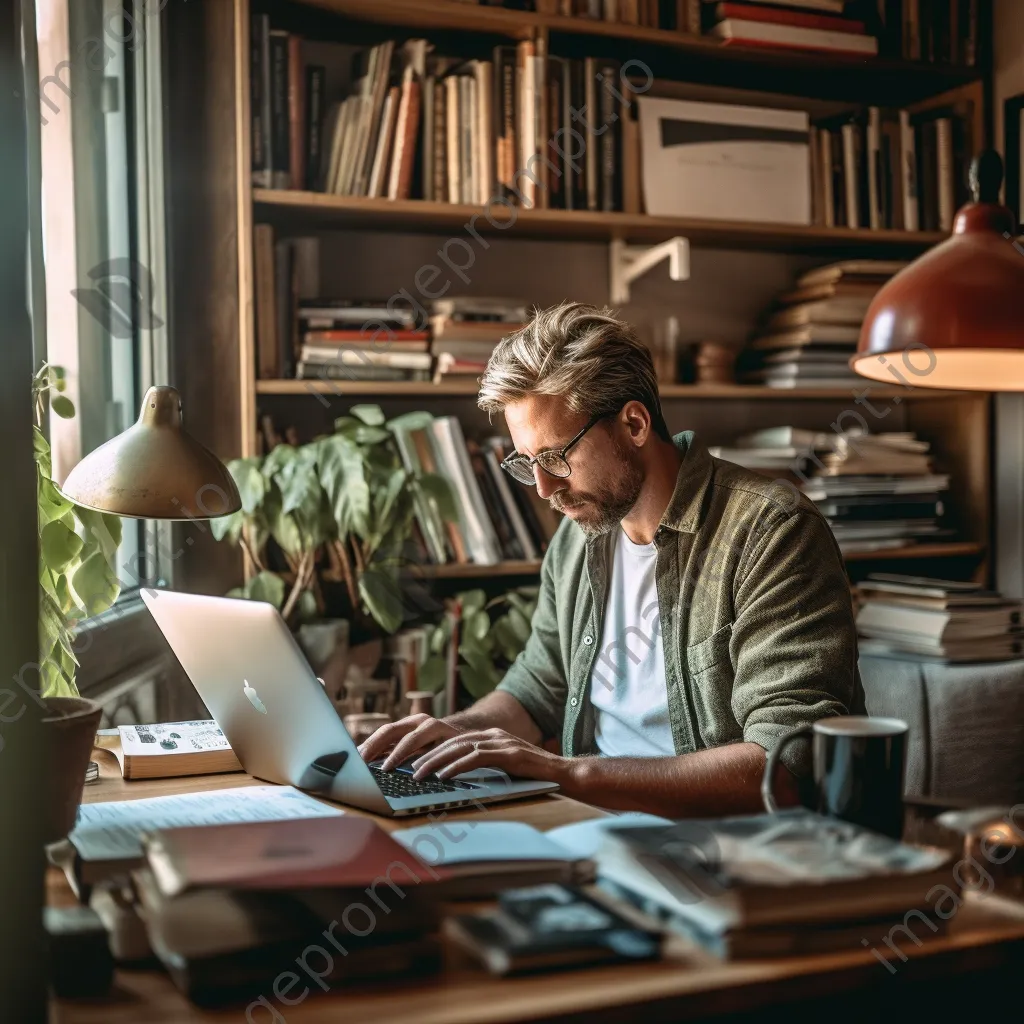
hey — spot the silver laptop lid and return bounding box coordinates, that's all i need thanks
[140,589,390,813]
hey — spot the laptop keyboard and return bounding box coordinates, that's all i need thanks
[369,764,470,797]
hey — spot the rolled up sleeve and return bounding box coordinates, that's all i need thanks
[495,551,568,741]
[730,509,862,778]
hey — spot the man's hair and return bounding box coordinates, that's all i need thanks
[477,301,671,441]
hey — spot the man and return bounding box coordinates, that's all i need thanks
[361,302,863,817]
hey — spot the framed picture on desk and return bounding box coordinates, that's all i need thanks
[1004,93,1024,228]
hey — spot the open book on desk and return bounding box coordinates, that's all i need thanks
[94,721,243,780]
[391,813,672,900]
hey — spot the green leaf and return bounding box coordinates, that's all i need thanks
[74,508,122,561]
[456,588,487,619]
[428,621,449,655]
[386,411,435,433]
[209,508,244,543]
[350,404,385,426]
[33,425,52,476]
[245,571,286,608]
[295,588,318,623]
[492,617,525,663]
[466,609,491,642]
[374,468,408,538]
[358,567,403,634]
[51,395,75,418]
[416,473,459,523]
[506,607,532,644]
[318,435,370,538]
[41,519,84,573]
[458,645,501,699]
[226,457,268,515]
[505,591,537,620]
[262,443,297,480]
[37,476,71,526]
[417,655,447,693]
[70,550,121,617]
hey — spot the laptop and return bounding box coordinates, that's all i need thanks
[140,589,559,816]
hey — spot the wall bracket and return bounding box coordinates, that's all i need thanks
[609,236,690,305]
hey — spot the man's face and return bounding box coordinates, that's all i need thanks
[503,394,645,536]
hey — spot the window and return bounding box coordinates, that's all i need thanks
[34,0,170,596]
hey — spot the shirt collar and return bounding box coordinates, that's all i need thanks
[659,430,714,535]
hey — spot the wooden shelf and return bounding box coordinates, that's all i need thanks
[256,379,979,400]
[254,189,947,255]
[412,560,543,579]
[841,542,984,562]
[299,0,981,104]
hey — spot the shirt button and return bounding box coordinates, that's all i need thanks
[583,635,593,645]
[570,697,579,707]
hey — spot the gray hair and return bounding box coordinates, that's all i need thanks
[477,302,670,440]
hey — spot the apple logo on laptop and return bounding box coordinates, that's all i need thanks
[243,680,267,715]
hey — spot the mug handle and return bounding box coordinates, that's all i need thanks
[761,723,813,813]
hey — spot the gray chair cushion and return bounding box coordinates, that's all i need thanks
[859,654,1024,805]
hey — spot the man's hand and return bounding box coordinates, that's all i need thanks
[409,728,570,783]
[357,713,466,771]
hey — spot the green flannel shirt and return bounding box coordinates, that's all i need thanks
[496,430,864,778]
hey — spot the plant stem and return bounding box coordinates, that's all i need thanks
[333,539,359,611]
[239,527,267,574]
[281,549,314,622]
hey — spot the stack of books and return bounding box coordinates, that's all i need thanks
[297,299,431,383]
[710,425,952,554]
[739,260,906,389]
[430,298,527,380]
[592,809,954,959]
[136,816,443,1004]
[458,0,705,33]
[810,101,976,232]
[855,573,1024,663]
[390,413,560,567]
[706,1,879,56]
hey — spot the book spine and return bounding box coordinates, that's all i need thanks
[621,86,641,214]
[685,0,700,34]
[821,129,834,228]
[899,110,919,230]
[391,427,448,565]
[584,56,598,212]
[842,122,860,229]
[250,15,267,187]
[518,40,537,208]
[273,241,293,378]
[287,36,305,191]
[867,107,881,231]
[460,75,474,204]
[446,75,460,205]
[546,57,565,209]
[255,15,273,189]
[935,116,955,231]
[905,0,921,60]
[253,224,279,379]
[964,0,978,66]
[534,39,548,209]
[433,78,448,205]
[483,444,538,561]
[478,61,494,206]
[269,31,290,190]
[918,117,939,232]
[422,78,434,203]
[304,66,325,191]
[808,125,820,225]
[598,62,618,211]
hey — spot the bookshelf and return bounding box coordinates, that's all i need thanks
[231,0,995,585]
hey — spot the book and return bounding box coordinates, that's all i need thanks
[110,721,242,780]
[304,65,326,190]
[392,820,596,898]
[268,30,291,190]
[710,1,864,31]
[856,602,1023,642]
[595,809,954,936]
[711,18,879,54]
[444,884,660,975]
[250,15,271,189]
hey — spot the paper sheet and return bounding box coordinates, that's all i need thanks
[70,785,343,861]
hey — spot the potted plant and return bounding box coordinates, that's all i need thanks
[417,585,539,713]
[212,405,455,697]
[33,365,122,841]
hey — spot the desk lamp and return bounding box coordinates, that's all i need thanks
[852,152,1024,390]
[59,385,241,518]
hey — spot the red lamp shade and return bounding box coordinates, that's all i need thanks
[852,152,1024,392]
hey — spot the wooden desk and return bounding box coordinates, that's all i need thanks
[51,755,1024,1023]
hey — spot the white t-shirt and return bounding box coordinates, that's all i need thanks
[589,529,675,757]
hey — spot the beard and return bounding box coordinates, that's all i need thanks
[549,438,645,536]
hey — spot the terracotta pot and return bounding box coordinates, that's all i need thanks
[43,696,103,844]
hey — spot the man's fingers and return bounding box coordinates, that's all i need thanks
[412,735,501,779]
[358,714,428,762]
[381,718,458,771]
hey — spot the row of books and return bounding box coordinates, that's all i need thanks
[389,414,560,566]
[855,573,1023,663]
[709,424,954,555]
[460,0,987,66]
[737,260,905,389]
[809,104,974,232]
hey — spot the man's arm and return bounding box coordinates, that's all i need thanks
[408,736,802,817]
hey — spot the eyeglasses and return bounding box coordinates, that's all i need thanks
[500,413,611,486]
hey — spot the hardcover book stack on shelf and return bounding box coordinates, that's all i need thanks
[707,0,879,56]
[855,573,1024,662]
[810,101,975,231]
[389,413,560,566]
[738,260,906,389]
[455,0,705,32]
[430,298,528,381]
[709,425,952,554]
